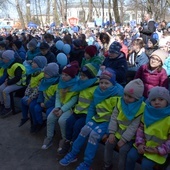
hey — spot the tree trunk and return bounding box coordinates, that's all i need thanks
[101,0,104,24]
[92,1,99,18]
[52,0,59,26]
[25,0,31,25]
[15,0,25,28]
[80,0,86,24]
[45,0,50,24]
[119,0,124,25]
[38,0,44,27]
[108,0,112,25]
[112,0,120,24]
[88,0,93,22]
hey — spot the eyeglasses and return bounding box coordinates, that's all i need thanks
[150,57,161,62]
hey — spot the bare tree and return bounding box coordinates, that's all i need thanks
[108,0,112,24]
[15,0,25,28]
[88,0,93,22]
[37,0,44,27]
[113,0,120,24]
[52,0,59,25]
[45,0,51,24]
[25,0,31,25]
[92,1,100,18]
[80,0,86,23]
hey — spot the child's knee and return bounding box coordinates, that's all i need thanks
[80,125,91,137]
[88,130,100,144]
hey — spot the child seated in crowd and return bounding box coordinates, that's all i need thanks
[0,50,26,117]
[59,68,124,170]
[41,61,79,150]
[57,63,99,155]
[19,56,47,127]
[81,45,104,67]
[125,86,170,170]
[30,62,60,133]
[103,79,145,170]
[128,38,148,71]
[101,41,128,86]
[135,49,169,99]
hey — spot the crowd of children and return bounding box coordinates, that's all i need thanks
[0,20,170,170]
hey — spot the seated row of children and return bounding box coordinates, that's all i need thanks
[0,47,169,170]
[18,57,170,170]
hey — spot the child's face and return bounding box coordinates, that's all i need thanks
[159,46,169,52]
[31,61,38,69]
[132,44,140,52]
[99,79,113,91]
[40,49,48,55]
[123,93,137,104]
[44,73,50,79]
[149,55,161,68]
[79,72,88,80]
[84,52,91,60]
[150,97,168,108]
[2,57,9,63]
[61,72,72,82]
[147,41,154,48]
[108,52,119,59]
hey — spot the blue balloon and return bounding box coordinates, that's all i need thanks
[56,53,68,66]
[55,40,64,50]
[62,44,71,54]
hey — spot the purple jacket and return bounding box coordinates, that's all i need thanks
[135,64,168,98]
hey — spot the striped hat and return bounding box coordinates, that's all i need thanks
[81,63,99,78]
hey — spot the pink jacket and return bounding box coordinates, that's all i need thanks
[135,64,168,98]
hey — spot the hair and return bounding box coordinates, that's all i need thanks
[44,33,53,40]
[63,34,72,45]
[132,39,144,49]
[117,33,125,41]
[79,34,86,41]
[99,32,110,44]
[148,60,163,72]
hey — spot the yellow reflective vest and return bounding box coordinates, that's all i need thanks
[0,68,4,77]
[115,97,145,140]
[92,96,118,123]
[59,89,78,105]
[30,72,44,88]
[74,85,98,115]
[44,84,58,103]
[7,63,26,86]
[142,116,170,164]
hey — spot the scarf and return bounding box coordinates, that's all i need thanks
[93,83,123,106]
[26,64,42,75]
[71,77,97,92]
[2,58,15,69]
[144,104,170,127]
[121,97,144,121]
[58,76,78,90]
[0,60,4,67]
[39,77,59,91]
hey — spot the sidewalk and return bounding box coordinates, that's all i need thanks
[0,113,142,170]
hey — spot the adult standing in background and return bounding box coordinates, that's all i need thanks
[139,13,156,45]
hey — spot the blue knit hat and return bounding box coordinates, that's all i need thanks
[33,56,47,68]
[100,68,116,85]
[109,41,122,54]
[2,50,15,60]
[44,63,59,77]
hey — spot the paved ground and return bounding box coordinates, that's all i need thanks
[0,110,143,170]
